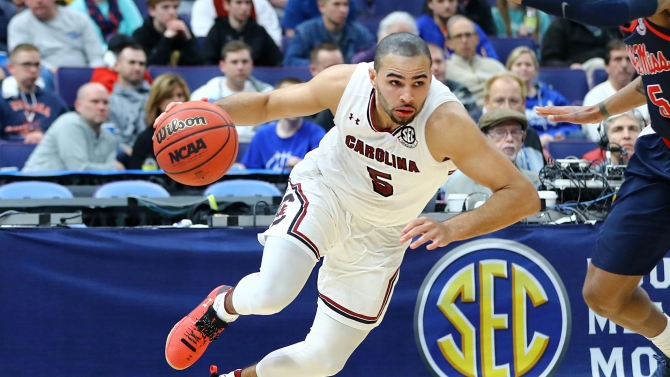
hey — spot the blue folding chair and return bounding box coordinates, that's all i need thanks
[147,66,222,93]
[0,142,37,169]
[204,180,282,197]
[252,67,312,86]
[0,181,73,199]
[547,140,598,159]
[591,69,608,89]
[371,0,422,16]
[93,180,170,198]
[539,68,589,105]
[489,37,536,64]
[55,67,94,108]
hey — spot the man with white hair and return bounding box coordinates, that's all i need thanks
[351,11,417,64]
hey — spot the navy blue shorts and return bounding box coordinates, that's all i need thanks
[592,129,670,276]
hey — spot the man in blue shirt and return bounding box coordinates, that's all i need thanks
[241,77,326,170]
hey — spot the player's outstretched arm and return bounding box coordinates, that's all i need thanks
[535,76,647,124]
[400,102,540,250]
[507,0,661,27]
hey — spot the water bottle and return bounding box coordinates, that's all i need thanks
[524,7,538,34]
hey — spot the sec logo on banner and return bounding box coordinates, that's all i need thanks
[414,239,572,377]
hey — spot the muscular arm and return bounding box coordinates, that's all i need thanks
[509,0,661,27]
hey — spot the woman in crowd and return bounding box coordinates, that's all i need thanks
[491,0,551,44]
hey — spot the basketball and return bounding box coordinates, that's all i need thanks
[153,101,238,186]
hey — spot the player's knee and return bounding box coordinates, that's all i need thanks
[582,282,625,316]
[253,285,295,314]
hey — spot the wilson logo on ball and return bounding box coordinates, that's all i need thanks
[169,138,208,163]
[156,116,208,144]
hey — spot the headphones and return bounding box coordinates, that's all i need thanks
[597,109,646,151]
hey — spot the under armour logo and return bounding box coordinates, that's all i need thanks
[349,113,360,125]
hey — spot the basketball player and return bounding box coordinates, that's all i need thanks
[161,33,540,377]
[508,0,670,375]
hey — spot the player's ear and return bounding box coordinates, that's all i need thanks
[368,67,377,90]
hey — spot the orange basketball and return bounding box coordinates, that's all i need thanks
[153,101,238,186]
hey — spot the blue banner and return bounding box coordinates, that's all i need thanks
[0,225,666,377]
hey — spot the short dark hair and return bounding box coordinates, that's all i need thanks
[373,32,431,71]
[276,77,303,87]
[605,39,628,65]
[10,43,39,59]
[309,42,340,65]
[221,40,252,61]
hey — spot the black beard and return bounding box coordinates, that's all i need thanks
[377,90,418,126]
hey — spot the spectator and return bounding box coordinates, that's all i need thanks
[506,46,582,146]
[0,44,68,143]
[191,0,281,47]
[417,0,498,60]
[491,1,551,43]
[8,0,105,69]
[192,41,273,140]
[23,82,122,171]
[482,72,544,172]
[283,0,373,66]
[132,0,202,66]
[282,0,356,38]
[445,15,505,108]
[582,111,644,166]
[0,0,17,52]
[305,42,343,131]
[427,42,480,121]
[351,11,417,64]
[540,19,619,70]
[91,34,153,93]
[68,0,143,48]
[128,73,189,170]
[107,43,150,157]
[444,108,539,204]
[268,0,285,19]
[240,77,325,171]
[202,0,282,66]
[457,0,496,36]
[583,39,649,142]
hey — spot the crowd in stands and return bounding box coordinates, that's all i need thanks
[0,0,648,199]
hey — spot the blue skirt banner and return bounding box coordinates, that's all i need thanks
[0,225,666,377]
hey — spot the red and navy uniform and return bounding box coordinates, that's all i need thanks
[592,18,670,276]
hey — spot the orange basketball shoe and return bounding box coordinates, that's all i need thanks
[165,285,233,370]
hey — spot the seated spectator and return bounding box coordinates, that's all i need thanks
[240,77,325,171]
[583,39,649,141]
[305,42,343,131]
[91,34,153,93]
[192,40,273,140]
[482,72,545,172]
[427,41,480,121]
[283,0,373,66]
[191,0,281,47]
[132,0,202,66]
[8,0,105,69]
[202,0,281,66]
[0,44,68,143]
[456,0,496,36]
[282,0,356,38]
[0,0,17,52]
[268,0,285,19]
[107,43,150,157]
[445,15,506,108]
[351,11,417,64]
[68,0,143,48]
[491,1,551,43]
[582,110,644,166]
[417,0,498,60]
[506,46,582,146]
[129,73,188,170]
[540,18,619,70]
[444,108,539,203]
[23,82,122,171]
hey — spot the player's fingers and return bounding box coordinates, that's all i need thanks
[425,235,446,251]
[399,222,432,243]
[200,97,208,102]
[153,112,168,129]
[401,218,424,236]
[534,106,573,116]
[410,232,435,249]
[165,102,182,112]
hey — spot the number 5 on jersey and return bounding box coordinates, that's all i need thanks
[648,84,670,118]
[367,167,393,197]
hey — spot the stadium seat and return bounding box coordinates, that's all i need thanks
[236,142,250,162]
[547,140,598,159]
[93,180,170,198]
[281,36,293,53]
[134,0,148,17]
[204,179,282,197]
[0,181,73,199]
[0,142,36,169]
[539,68,589,105]
[489,37,536,64]
[591,69,608,89]
[371,0,422,16]
[147,66,221,92]
[252,66,312,85]
[358,16,383,36]
[55,67,94,108]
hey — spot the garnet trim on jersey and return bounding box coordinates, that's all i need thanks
[318,268,399,325]
[367,89,394,134]
[286,180,320,260]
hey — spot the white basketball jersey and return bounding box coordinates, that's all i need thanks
[303,62,460,227]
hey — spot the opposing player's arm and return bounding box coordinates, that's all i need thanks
[212,64,356,126]
[400,102,540,250]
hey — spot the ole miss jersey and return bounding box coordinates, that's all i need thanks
[622,19,670,140]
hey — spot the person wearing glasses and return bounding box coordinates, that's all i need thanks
[445,15,506,108]
[444,108,539,201]
[0,43,67,143]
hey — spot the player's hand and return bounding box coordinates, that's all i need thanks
[535,104,603,125]
[153,98,208,129]
[400,217,452,250]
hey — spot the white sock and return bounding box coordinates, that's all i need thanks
[213,290,239,323]
[648,314,670,358]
